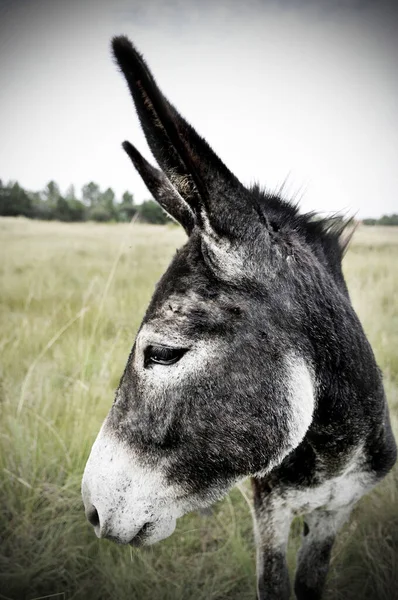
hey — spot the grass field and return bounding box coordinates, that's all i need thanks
[0,217,397,600]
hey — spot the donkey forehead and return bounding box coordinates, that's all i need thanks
[151,289,229,318]
[140,287,243,344]
[141,238,247,329]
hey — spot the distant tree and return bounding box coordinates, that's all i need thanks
[379,214,398,226]
[99,187,116,219]
[137,199,169,224]
[88,205,114,222]
[68,199,86,221]
[122,191,133,204]
[44,181,61,209]
[82,182,101,207]
[54,196,72,221]
[65,185,77,202]
[30,190,52,220]
[117,191,136,222]
[0,181,32,217]
[62,184,86,221]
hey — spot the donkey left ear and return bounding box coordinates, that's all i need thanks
[112,36,260,240]
[122,141,195,235]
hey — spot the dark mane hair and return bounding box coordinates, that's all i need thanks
[250,183,355,290]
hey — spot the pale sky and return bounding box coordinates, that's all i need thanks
[0,0,397,218]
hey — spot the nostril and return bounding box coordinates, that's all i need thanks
[86,505,100,528]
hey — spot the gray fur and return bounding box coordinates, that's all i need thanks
[81,36,397,599]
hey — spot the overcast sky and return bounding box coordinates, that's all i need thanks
[0,0,397,218]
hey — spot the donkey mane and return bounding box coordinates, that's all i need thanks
[249,183,354,291]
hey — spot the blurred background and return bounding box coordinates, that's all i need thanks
[0,1,397,599]
[1,0,398,220]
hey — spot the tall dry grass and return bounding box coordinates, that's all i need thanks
[0,218,397,600]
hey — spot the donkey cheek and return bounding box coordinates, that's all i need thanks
[285,356,315,450]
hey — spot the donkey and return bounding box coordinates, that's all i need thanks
[82,36,397,600]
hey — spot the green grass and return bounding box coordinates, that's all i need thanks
[0,218,397,600]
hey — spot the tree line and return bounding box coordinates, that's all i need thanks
[362,215,398,226]
[0,179,170,224]
[1,178,396,227]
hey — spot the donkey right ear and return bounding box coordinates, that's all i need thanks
[122,141,195,235]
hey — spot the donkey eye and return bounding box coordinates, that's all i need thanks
[144,345,187,368]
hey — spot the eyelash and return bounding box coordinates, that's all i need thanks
[144,345,187,368]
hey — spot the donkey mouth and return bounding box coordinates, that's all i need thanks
[128,521,154,547]
[102,522,154,546]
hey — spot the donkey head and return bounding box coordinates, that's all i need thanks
[82,36,317,546]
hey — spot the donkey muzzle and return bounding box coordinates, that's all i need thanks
[81,423,178,545]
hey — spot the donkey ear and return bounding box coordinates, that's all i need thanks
[112,36,258,238]
[122,141,195,235]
